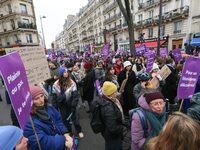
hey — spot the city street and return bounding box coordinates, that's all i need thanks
[0,83,104,150]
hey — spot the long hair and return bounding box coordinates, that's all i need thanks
[58,72,73,91]
[146,112,200,150]
[105,64,114,81]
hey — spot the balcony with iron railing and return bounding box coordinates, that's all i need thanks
[103,13,121,25]
[103,1,118,14]
[135,6,189,29]
[138,0,172,11]
[109,25,122,32]
[17,22,36,30]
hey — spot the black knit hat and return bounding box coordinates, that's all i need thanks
[145,92,165,104]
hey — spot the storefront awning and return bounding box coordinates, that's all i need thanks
[191,38,200,46]
[135,40,166,48]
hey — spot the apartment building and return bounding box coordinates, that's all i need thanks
[55,0,198,52]
[0,0,39,53]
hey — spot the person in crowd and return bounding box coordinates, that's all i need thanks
[0,125,28,150]
[133,72,157,101]
[23,86,73,150]
[146,112,200,150]
[44,61,59,98]
[132,57,146,76]
[81,61,95,113]
[101,81,124,150]
[52,67,84,138]
[161,58,178,104]
[131,92,167,150]
[113,58,123,76]
[117,60,133,87]
[94,60,105,86]
[187,92,200,124]
[104,64,119,88]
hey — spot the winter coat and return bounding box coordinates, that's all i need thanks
[187,92,200,124]
[131,96,166,150]
[94,67,105,81]
[101,96,124,143]
[161,64,178,104]
[81,69,95,101]
[114,63,123,76]
[23,105,67,150]
[52,80,79,110]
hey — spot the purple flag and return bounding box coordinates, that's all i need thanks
[0,52,32,129]
[95,80,103,95]
[146,52,155,73]
[103,44,109,60]
[160,48,168,58]
[177,57,200,99]
[136,44,146,56]
[172,49,182,62]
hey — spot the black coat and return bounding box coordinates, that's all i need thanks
[82,69,95,101]
[161,64,178,104]
[101,96,123,143]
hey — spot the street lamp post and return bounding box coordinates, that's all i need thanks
[40,16,46,50]
[157,0,163,56]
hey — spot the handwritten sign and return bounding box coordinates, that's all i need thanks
[6,46,51,85]
[0,52,32,129]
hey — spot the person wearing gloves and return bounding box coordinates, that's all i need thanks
[0,125,28,150]
[23,86,73,150]
[131,92,167,150]
[101,81,124,150]
[53,67,84,138]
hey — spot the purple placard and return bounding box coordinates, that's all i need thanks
[95,80,103,95]
[0,52,32,129]
[136,44,146,56]
[172,48,182,62]
[103,44,109,60]
[146,52,155,73]
[160,48,168,58]
[177,57,200,99]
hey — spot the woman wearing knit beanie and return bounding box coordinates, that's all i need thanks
[23,85,73,150]
[53,67,84,139]
[131,92,167,150]
[99,81,124,150]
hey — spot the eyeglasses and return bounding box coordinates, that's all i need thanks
[150,101,165,107]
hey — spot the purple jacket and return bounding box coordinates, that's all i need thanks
[131,95,152,150]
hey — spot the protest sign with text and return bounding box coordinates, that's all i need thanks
[0,52,32,129]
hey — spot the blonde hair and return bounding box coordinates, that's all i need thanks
[146,112,200,150]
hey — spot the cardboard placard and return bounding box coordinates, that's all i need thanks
[6,46,51,85]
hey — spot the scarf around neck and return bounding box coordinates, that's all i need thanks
[36,105,50,121]
[143,107,166,138]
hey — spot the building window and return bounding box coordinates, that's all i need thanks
[22,18,29,24]
[20,4,27,14]
[149,10,153,18]
[7,4,12,14]
[26,33,33,43]
[160,25,165,36]
[174,21,182,34]
[138,0,143,4]
[180,0,184,8]
[148,28,153,38]
[138,14,143,21]
[162,5,166,15]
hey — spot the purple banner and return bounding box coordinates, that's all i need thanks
[160,48,168,58]
[136,44,146,56]
[95,80,103,95]
[146,52,155,73]
[103,44,109,60]
[172,48,182,62]
[0,52,32,129]
[177,57,200,99]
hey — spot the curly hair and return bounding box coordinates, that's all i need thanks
[146,112,200,150]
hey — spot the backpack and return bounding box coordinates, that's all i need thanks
[129,107,148,138]
[90,98,105,134]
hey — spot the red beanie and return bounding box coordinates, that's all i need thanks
[144,92,165,104]
[84,62,92,70]
[30,86,43,99]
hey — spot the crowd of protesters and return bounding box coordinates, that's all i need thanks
[0,47,200,150]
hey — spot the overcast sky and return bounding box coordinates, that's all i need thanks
[33,0,88,49]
